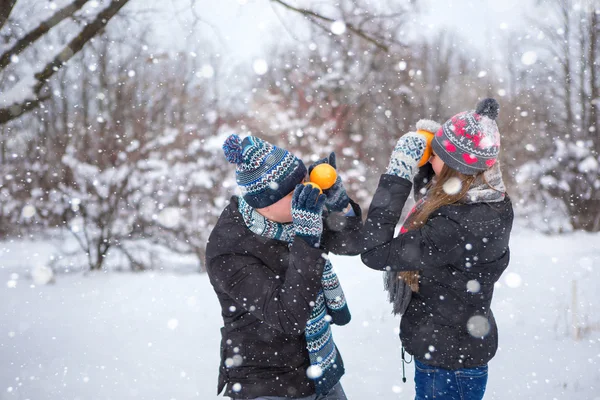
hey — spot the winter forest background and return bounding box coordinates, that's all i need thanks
[0,0,599,399]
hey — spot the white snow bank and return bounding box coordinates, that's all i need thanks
[0,226,599,399]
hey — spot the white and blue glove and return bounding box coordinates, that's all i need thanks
[291,184,326,248]
[386,132,427,181]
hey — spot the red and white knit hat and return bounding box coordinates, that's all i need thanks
[432,98,501,175]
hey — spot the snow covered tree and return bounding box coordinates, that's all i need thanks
[512,0,600,231]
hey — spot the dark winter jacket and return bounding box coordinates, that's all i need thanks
[205,196,362,399]
[361,174,513,370]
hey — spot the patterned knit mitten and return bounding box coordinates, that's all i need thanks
[291,184,326,247]
[322,260,351,325]
[308,152,350,212]
[386,132,427,181]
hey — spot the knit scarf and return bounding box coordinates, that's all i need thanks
[237,197,349,395]
[462,162,506,204]
[384,163,507,315]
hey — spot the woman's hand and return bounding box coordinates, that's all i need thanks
[386,132,427,181]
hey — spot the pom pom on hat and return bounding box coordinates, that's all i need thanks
[223,134,243,164]
[416,119,442,134]
[475,98,499,120]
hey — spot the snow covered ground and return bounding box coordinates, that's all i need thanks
[1,224,599,400]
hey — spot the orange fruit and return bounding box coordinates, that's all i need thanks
[303,182,323,194]
[416,129,435,167]
[309,164,337,190]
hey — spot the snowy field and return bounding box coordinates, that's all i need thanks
[1,223,599,400]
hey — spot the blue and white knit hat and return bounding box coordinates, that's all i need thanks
[223,134,307,208]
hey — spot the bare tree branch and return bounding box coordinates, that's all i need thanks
[0,0,17,32]
[0,0,130,125]
[270,0,390,52]
[0,0,89,71]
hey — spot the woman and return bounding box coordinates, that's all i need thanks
[361,99,514,400]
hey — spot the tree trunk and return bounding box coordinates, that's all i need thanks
[562,0,574,133]
[579,11,588,136]
[589,9,599,155]
[0,125,5,164]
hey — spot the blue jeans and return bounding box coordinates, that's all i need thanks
[414,359,488,400]
[251,382,347,400]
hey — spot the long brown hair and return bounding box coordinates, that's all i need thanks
[398,165,481,292]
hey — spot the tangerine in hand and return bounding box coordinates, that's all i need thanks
[303,181,323,194]
[309,164,337,190]
[416,129,435,167]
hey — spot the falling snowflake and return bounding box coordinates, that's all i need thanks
[306,365,323,379]
[253,59,268,75]
[232,355,243,366]
[467,280,481,293]
[331,21,346,35]
[167,319,179,330]
[71,198,81,212]
[157,208,181,229]
[21,205,36,218]
[31,265,53,285]
[443,177,462,195]
[521,51,537,66]
[467,315,491,337]
[504,272,522,288]
[198,65,214,79]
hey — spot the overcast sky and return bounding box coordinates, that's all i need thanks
[144,0,538,59]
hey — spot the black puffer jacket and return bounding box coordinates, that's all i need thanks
[206,197,362,399]
[361,174,513,370]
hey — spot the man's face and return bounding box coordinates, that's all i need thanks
[256,181,304,224]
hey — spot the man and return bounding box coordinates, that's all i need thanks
[205,134,362,399]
